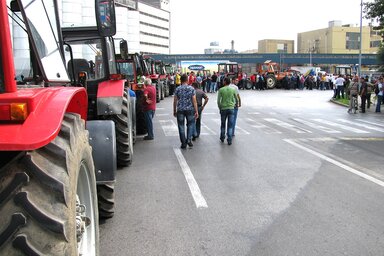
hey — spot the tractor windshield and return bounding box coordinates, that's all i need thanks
[18,0,69,82]
[117,61,134,81]
[65,38,107,81]
[165,65,174,75]
[155,63,163,74]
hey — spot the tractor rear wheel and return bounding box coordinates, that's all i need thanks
[160,82,165,100]
[111,90,133,167]
[97,183,115,219]
[0,113,99,255]
[266,75,277,89]
[245,79,253,90]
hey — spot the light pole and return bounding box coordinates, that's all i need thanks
[358,0,363,79]
[309,40,312,66]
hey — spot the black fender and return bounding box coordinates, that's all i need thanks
[87,120,116,183]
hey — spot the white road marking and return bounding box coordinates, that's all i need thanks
[312,118,369,133]
[247,112,261,115]
[284,139,384,188]
[200,122,217,135]
[264,118,312,133]
[212,119,250,134]
[173,148,208,209]
[156,113,169,117]
[159,120,178,136]
[292,118,341,133]
[246,118,281,134]
[356,119,384,128]
[337,119,384,132]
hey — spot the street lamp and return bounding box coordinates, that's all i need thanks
[358,0,363,79]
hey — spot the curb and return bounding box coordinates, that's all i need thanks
[329,98,348,107]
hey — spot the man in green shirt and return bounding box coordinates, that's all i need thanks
[217,77,237,145]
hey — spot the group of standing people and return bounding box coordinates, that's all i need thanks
[345,75,383,113]
[172,74,241,148]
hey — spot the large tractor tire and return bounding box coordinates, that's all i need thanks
[244,79,253,90]
[160,82,165,100]
[97,183,115,219]
[155,82,160,103]
[110,90,133,167]
[266,75,277,89]
[164,82,170,97]
[0,113,99,256]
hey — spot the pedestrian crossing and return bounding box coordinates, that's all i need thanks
[156,115,384,137]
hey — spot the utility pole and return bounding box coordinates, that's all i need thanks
[309,40,312,66]
[358,0,363,80]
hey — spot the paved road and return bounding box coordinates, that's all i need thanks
[100,89,384,256]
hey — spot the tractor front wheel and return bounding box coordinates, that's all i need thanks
[266,75,277,89]
[0,113,99,255]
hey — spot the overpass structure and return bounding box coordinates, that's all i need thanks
[149,53,379,66]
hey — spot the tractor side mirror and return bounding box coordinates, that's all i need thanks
[120,40,128,60]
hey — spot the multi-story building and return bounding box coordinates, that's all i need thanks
[297,20,381,54]
[115,0,170,54]
[258,39,294,54]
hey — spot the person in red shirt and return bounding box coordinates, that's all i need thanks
[250,73,256,90]
[188,71,196,85]
[143,78,156,140]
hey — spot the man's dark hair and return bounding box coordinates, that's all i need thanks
[191,82,199,88]
[224,77,231,85]
[181,74,188,84]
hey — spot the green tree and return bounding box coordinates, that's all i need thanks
[364,0,384,68]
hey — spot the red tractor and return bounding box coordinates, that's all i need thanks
[257,60,291,89]
[115,48,149,136]
[143,56,168,102]
[0,0,124,254]
[217,62,252,89]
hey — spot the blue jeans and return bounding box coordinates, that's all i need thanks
[220,109,235,143]
[194,106,203,137]
[232,107,238,136]
[210,82,217,92]
[177,110,195,145]
[376,95,383,112]
[144,110,155,138]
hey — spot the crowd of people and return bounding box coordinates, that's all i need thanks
[141,69,383,147]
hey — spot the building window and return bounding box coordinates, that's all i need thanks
[346,32,360,50]
[277,43,287,53]
[140,31,169,40]
[139,11,169,22]
[140,21,169,31]
[370,40,381,48]
[140,41,169,49]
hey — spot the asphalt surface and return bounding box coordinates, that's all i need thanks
[100,89,384,256]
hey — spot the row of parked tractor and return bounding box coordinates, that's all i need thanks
[115,42,175,135]
[0,0,160,255]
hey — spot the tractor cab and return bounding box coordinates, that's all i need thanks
[218,62,240,78]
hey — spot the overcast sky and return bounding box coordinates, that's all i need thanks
[169,0,373,54]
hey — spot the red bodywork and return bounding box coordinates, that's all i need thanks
[0,0,88,151]
[0,0,16,93]
[0,87,88,151]
[97,79,125,98]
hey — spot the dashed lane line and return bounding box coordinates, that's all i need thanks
[173,148,208,209]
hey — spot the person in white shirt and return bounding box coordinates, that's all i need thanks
[334,75,345,99]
